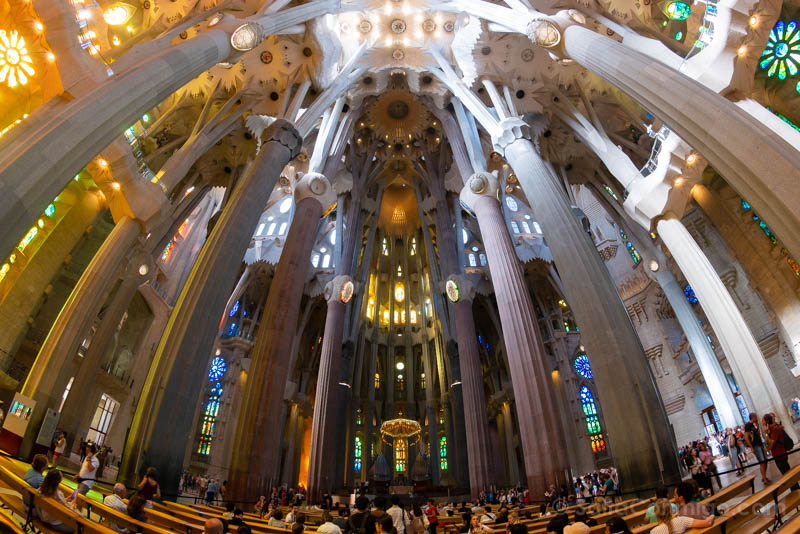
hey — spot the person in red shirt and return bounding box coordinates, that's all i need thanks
[425,500,438,534]
[764,413,791,476]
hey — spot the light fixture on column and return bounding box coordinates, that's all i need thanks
[340,280,355,303]
[648,260,660,272]
[396,361,405,370]
[231,22,265,51]
[138,264,149,276]
[661,1,691,20]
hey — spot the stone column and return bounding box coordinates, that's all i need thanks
[118,121,302,492]
[560,24,800,259]
[281,402,300,485]
[307,275,353,502]
[22,216,142,408]
[460,172,565,497]
[656,214,795,435]
[446,275,491,498]
[656,269,743,428]
[497,130,681,490]
[501,401,521,487]
[58,252,152,452]
[228,172,335,500]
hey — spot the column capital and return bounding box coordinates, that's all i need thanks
[264,119,303,159]
[324,275,355,305]
[460,171,501,212]
[293,172,336,211]
[491,117,531,155]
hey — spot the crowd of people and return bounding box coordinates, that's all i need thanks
[19,441,164,534]
[678,411,795,493]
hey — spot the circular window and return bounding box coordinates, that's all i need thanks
[279,196,293,213]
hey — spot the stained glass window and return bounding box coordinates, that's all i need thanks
[197,382,223,455]
[620,229,641,264]
[375,373,381,390]
[410,238,417,256]
[684,285,698,304]
[664,1,691,20]
[208,357,227,381]
[226,322,237,337]
[354,436,363,471]
[356,408,362,425]
[395,439,407,472]
[229,301,240,317]
[760,20,800,81]
[505,196,518,212]
[603,185,619,201]
[420,373,426,390]
[439,436,448,470]
[161,240,174,262]
[579,386,605,453]
[741,200,778,245]
[574,354,593,379]
[382,238,389,255]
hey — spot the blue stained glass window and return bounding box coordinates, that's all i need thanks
[760,20,800,80]
[229,301,240,317]
[580,386,597,416]
[354,436,362,471]
[208,356,227,381]
[684,285,698,304]
[620,229,641,264]
[574,354,593,379]
[439,436,448,470]
[227,322,237,337]
[741,200,779,244]
[197,381,223,455]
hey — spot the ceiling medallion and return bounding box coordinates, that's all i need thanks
[260,50,273,64]
[446,280,460,303]
[391,19,407,34]
[443,20,455,32]
[358,20,372,33]
[339,22,351,33]
[340,280,355,304]
[521,48,534,62]
[179,31,188,39]
[392,49,405,61]
[422,19,436,33]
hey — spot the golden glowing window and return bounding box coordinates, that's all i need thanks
[382,238,389,256]
[382,309,390,325]
[410,238,417,255]
[395,439,407,472]
[420,373,426,389]
[396,373,405,391]
[397,264,403,277]
[366,298,375,319]
[394,282,405,303]
[375,373,381,389]
[0,30,35,88]
[410,310,417,324]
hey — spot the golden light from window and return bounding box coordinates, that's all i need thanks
[103,4,134,26]
[394,281,405,302]
[0,30,35,88]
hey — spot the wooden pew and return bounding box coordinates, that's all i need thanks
[74,493,176,534]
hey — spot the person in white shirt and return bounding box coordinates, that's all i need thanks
[103,484,129,532]
[480,507,496,524]
[317,512,342,534]
[387,495,408,534]
[74,443,99,495]
[286,505,300,524]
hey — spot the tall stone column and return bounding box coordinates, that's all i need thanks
[559,24,800,259]
[118,121,302,493]
[446,275,491,498]
[497,130,681,490]
[22,216,142,408]
[307,275,353,502]
[281,402,301,485]
[58,253,152,453]
[656,214,795,435]
[501,401,521,487]
[228,172,335,500]
[460,172,565,497]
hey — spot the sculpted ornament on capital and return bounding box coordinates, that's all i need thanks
[324,275,356,304]
[444,274,478,303]
[491,117,531,156]
[292,172,337,211]
[264,119,304,160]
[460,171,501,213]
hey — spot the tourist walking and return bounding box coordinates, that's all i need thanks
[744,413,770,484]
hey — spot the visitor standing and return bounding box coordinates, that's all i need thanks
[424,500,438,534]
[764,413,796,483]
[346,496,376,534]
[698,443,720,490]
[744,413,770,484]
[52,431,67,467]
[74,443,99,495]
[410,506,428,534]
[205,479,218,505]
[137,467,161,505]
[387,495,407,534]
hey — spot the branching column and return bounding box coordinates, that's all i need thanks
[656,215,795,435]
[460,172,564,497]
[228,172,335,500]
[118,121,302,493]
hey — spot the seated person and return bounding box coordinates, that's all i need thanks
[24,455,48,489]
[287,505,300,524]
[268,510,286,528]
[103,483,129,532]
[573,509,596,527]
[604,516,632,534]
[646,487,677,523]
[37,470,75,533]
[480,506,496,524]
[127,495,148,523]
[494,507,509,524]
[459,513,472,534]
[230,509,247,527]
[319,512,343,534]
[223,502,236,519]
[291,512,307,534]
[675,482,710,520]
[545,512,568,534]
[651,499,712,534]
[334,506,349,529]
